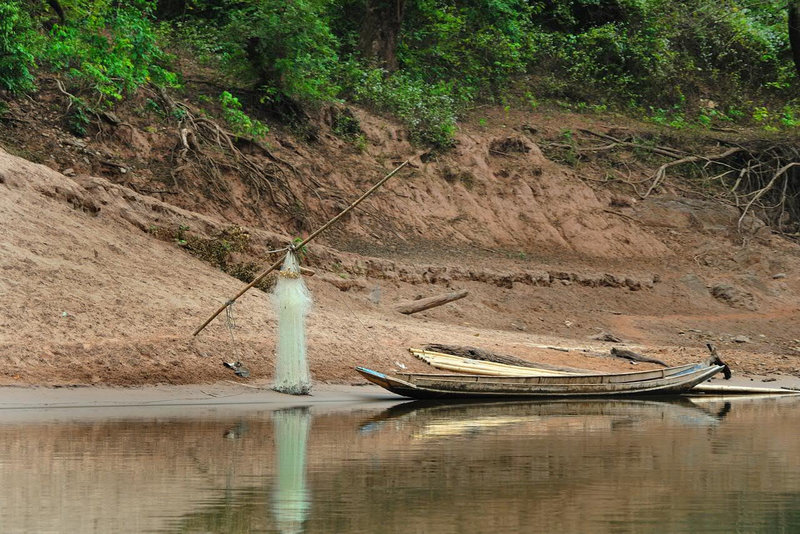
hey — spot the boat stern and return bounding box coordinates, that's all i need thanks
[355,367,392,389]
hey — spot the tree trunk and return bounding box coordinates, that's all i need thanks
[358,0,406,71]
[155,0,186,19]
[790,1,800,76]
[46,0,65,22]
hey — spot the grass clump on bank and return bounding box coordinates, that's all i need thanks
[150,224,274,291]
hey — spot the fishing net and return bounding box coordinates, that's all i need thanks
[272,250,312,395]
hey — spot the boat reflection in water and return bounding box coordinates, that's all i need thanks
[358,397,732,440]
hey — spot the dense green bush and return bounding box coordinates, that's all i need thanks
[1,0,797,145]
[181,0,341,103]
[0,1,38,92]
[44,0,176,102]
[527,0,794,108]
[219,91,269,138]
[399,0,536,101]
[1,0,175,102]
[353,68,457,147]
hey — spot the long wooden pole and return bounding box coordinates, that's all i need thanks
[192,157,414,336]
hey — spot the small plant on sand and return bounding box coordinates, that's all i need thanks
[219,91,268,139]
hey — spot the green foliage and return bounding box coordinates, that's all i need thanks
[399,0,536,101]
[556,128,580,165]
[218,0,341,102]
[648,105,688,129]
[780,105,800,127]
[0,1,38,92]
[292,237,309,259]
[528,0,795,110]
[219,91,268,138]
[331,110,361,138]
[150,224,270,287]
[151,223,252,270]
[354,68,457,147]
[43,1,176,103]
[331,108,367,149]
[174,224,190,245]
[752,106,770,123]
[67,99,91,136]
[162,0,797,143]
[3,0,798,147]
[0,0,176,105]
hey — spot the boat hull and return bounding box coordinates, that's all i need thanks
[356,365,724,400]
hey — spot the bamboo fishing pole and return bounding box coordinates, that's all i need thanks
[192,157,415,336]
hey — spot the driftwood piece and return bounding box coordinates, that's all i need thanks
[590,331,622,342]
[423,344,592,373]
[396,290,468,315]
[610,347,668,367]
[704,343,732,379]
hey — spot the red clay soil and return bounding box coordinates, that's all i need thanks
[1,101,799,387]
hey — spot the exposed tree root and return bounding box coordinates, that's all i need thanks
[44,80,308,222]
[642,147,744,198]
[151,86,314,227]
[545,128,800,238]
[546,129,687,161]
[737,161,800,231]
[683,143,800,237]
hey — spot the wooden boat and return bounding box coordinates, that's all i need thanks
[355,363,725,399]
[407,349,797,397]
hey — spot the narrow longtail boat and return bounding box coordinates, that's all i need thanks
[355,363,725,399]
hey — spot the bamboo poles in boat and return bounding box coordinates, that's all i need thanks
[410,348,574,376]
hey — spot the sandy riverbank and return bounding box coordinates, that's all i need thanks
[3,126,800,389]
[0,374,798,418]
[0,383,400,416]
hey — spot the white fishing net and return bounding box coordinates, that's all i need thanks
[272,251,312,395]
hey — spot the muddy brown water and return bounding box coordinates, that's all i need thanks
[1,395,799,533]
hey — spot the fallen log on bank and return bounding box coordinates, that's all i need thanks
[395,289,468,315]
[610,347,668,367]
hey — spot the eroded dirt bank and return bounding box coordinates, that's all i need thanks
[1,103,799,387]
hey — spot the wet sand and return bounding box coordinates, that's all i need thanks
[0,383,403,423]
[0,372,797,418]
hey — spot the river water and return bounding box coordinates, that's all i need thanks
[1,395,799,533]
